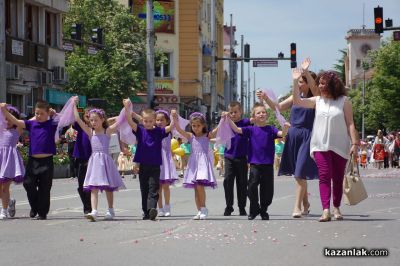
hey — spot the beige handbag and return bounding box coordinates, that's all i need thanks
[343,157,368,205]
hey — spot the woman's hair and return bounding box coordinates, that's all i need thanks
[301,71,317,98]
[189,112,208,134]
[89,108,108,129]
[155,109,171,124]
[316,71,347,100]
[250,102,266,118]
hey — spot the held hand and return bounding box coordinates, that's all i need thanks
[123,99,131,109]
[170,109,178,120]
[49,108,56,117]
[256,90,265,101]
[0,103,7,109]
[221,111,229,119]
[350,145,358,161]
[292,68,302,80]
[301,57,311,71]
[72,96,79,105]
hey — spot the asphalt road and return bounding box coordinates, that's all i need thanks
[0,168,399,266]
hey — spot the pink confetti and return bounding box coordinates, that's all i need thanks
[80,238,84,242]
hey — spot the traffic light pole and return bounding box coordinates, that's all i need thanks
[240,35,244,106]
[210,0,217,116]
[0,0,6,102]
[216,57,292,61]
[146,0,155,108]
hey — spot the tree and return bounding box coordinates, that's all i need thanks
[333,48,347,82]
[349,39,400,133]
[64,0,146,113]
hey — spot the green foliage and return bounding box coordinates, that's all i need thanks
[64,0,147,114]
[349,39,400,134]
[333,49,347,82]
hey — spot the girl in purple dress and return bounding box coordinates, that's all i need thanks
[171,110,218,220]
[0,105,25,219]
[155,110,178,217]
[73,99,125,222]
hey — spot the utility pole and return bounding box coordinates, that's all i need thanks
[253,72,256,106]
[210,0,217,114]
[146,0,155,108]
[240,35,244,105]
[0,0,7,102]
[229,14,233,105]
[247,60,250,114]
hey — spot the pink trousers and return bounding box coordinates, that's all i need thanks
[314,151,348,210]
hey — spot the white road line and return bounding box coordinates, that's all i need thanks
[15,188,139,206]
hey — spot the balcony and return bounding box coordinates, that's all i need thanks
[6,36,48,69]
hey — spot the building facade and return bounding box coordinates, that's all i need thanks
[119,0,224,117]
[4,0,69,115]
[345,28,381,89]
[223,24,237,108]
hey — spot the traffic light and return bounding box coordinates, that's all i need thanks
[91,28,103,45]
[290,43,297,68]
[374,6,384,34]
[150,96,158,109]
[71,23,82,41]
[212,111,219,125]
[244,44,250,62]
[385,18,393,28]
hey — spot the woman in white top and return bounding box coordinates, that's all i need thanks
[292,69,359,222]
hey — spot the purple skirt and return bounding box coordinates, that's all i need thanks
[83,152,126,192]
[183,151,217,189]
[0,146,25,184]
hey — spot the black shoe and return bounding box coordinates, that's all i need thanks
[142,211,150,220]
[239,208,247,216]
[248,213,258,220]
[223,207,234,216]
[261,212,269,220]
[149,208,158,221]
[29,209,37,218]
[36,215,47,220]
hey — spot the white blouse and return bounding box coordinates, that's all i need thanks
[310,96,351,160]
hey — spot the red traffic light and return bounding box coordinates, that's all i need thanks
[374,6,384,34]
[375,17,383,24]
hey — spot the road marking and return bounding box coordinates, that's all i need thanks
[15,188,139,206]
[366,207,400,214]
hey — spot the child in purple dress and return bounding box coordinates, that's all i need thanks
[171,110,218,220]
[225,103,289,220]
[73,99,125,222]
[123,99,173,221]
[0,105,25,219]
[155,110,178,217]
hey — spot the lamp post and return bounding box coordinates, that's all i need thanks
[362,60,370,141]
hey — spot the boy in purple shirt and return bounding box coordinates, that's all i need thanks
[2,100,59,220]
[225,102,289,220]
[223,101,251,216]
[72,108,93,215]
[123,99,173,220]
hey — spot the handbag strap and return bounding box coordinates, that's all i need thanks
[348,155,360,176]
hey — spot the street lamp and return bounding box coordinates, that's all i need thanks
[361,60,370,141]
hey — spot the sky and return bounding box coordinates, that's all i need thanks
[223,0,400,101]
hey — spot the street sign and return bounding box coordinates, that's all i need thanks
[394,31,400,41]
[63,41,74,51]
[87,46,98,55]
[253,60,278,67]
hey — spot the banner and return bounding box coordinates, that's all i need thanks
[133,1,175,33]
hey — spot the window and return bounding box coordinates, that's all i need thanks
[46,12,58,47]
[356,59,361,68]
[25,4,39,42]
[6,0,18,37]
[155,53,172,78]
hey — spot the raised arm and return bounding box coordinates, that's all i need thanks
[222,112,242,134]
[343,98,360,159]
[123,99,138,132]
[164,116,174,134]
[0,103,25,128]
[301,57,319,96]
[277,122,290,138]
[171,110,192,140]
[292,68,316,109]
[258,91,293,112]
[73,101,92,137]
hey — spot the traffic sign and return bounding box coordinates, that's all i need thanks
[253,60,278,67]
